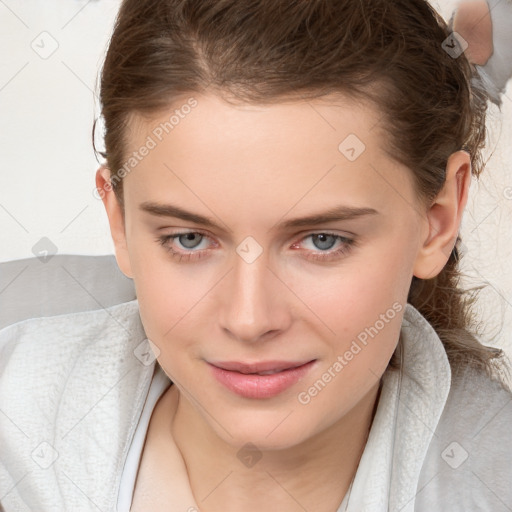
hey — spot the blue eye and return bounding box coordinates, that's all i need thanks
[176,232,204,249]
[156,231,356,263]
[156,231,212,262]
[310,233,337,251]
[295,233,355,262]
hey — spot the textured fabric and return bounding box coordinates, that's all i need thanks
[0,301,151,512]
[415,363,512,511]
[0,300,511,511]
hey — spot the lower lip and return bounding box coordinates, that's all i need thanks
[209,360,316,399]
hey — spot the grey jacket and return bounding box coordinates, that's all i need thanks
[0,300,511,511]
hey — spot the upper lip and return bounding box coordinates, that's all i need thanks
[209,360,314,374]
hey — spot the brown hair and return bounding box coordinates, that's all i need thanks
[94,0,510,385]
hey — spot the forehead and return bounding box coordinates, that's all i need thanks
[122,93,416,217]
[126,92,381,148]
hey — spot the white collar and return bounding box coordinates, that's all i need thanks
[343,303,451,511]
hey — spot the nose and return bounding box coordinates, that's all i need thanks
[219,249,292,344]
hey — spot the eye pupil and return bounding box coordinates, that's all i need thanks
[179,233,203,249]
[312,233,336,251]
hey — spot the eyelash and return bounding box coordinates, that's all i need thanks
[156,231,356,263]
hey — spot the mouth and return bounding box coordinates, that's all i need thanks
[211,360,313,374]
[208,359,316,399]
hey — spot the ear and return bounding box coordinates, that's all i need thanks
[95,166,133,278]
[452,0,494,66]
[413,150,472,280]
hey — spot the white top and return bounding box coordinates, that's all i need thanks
[117,363,171,512]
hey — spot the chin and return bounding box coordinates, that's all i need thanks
[210,409,317,451]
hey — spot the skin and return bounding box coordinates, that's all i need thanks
[96,92,471,511]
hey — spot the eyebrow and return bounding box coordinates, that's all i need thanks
[139,201,379,231]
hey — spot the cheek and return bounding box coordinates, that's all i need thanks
[126,236,196,349]
[288,237,413,336]
[128,241,225,379]
[133,264,202,384]
[293,262,407,427]
[290,237,412,381]
[134,267,200,347]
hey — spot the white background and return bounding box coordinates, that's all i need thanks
[0,0,511,357]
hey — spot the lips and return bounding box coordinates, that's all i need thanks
[211,360,312,374]
[208,359,316,399]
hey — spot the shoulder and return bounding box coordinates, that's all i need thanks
[0,300,155,511]
[415,365,512,510]
[441,364,512,440]
[0,299,143,370]
[0,299,147,413]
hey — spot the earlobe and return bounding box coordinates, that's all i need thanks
[412,151,472,280]
[95,166,134,278]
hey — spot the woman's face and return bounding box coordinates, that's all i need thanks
[112,93,430,449]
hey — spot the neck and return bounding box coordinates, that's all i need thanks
[170,380,382,512]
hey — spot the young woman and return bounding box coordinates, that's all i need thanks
[1,0,511,511]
